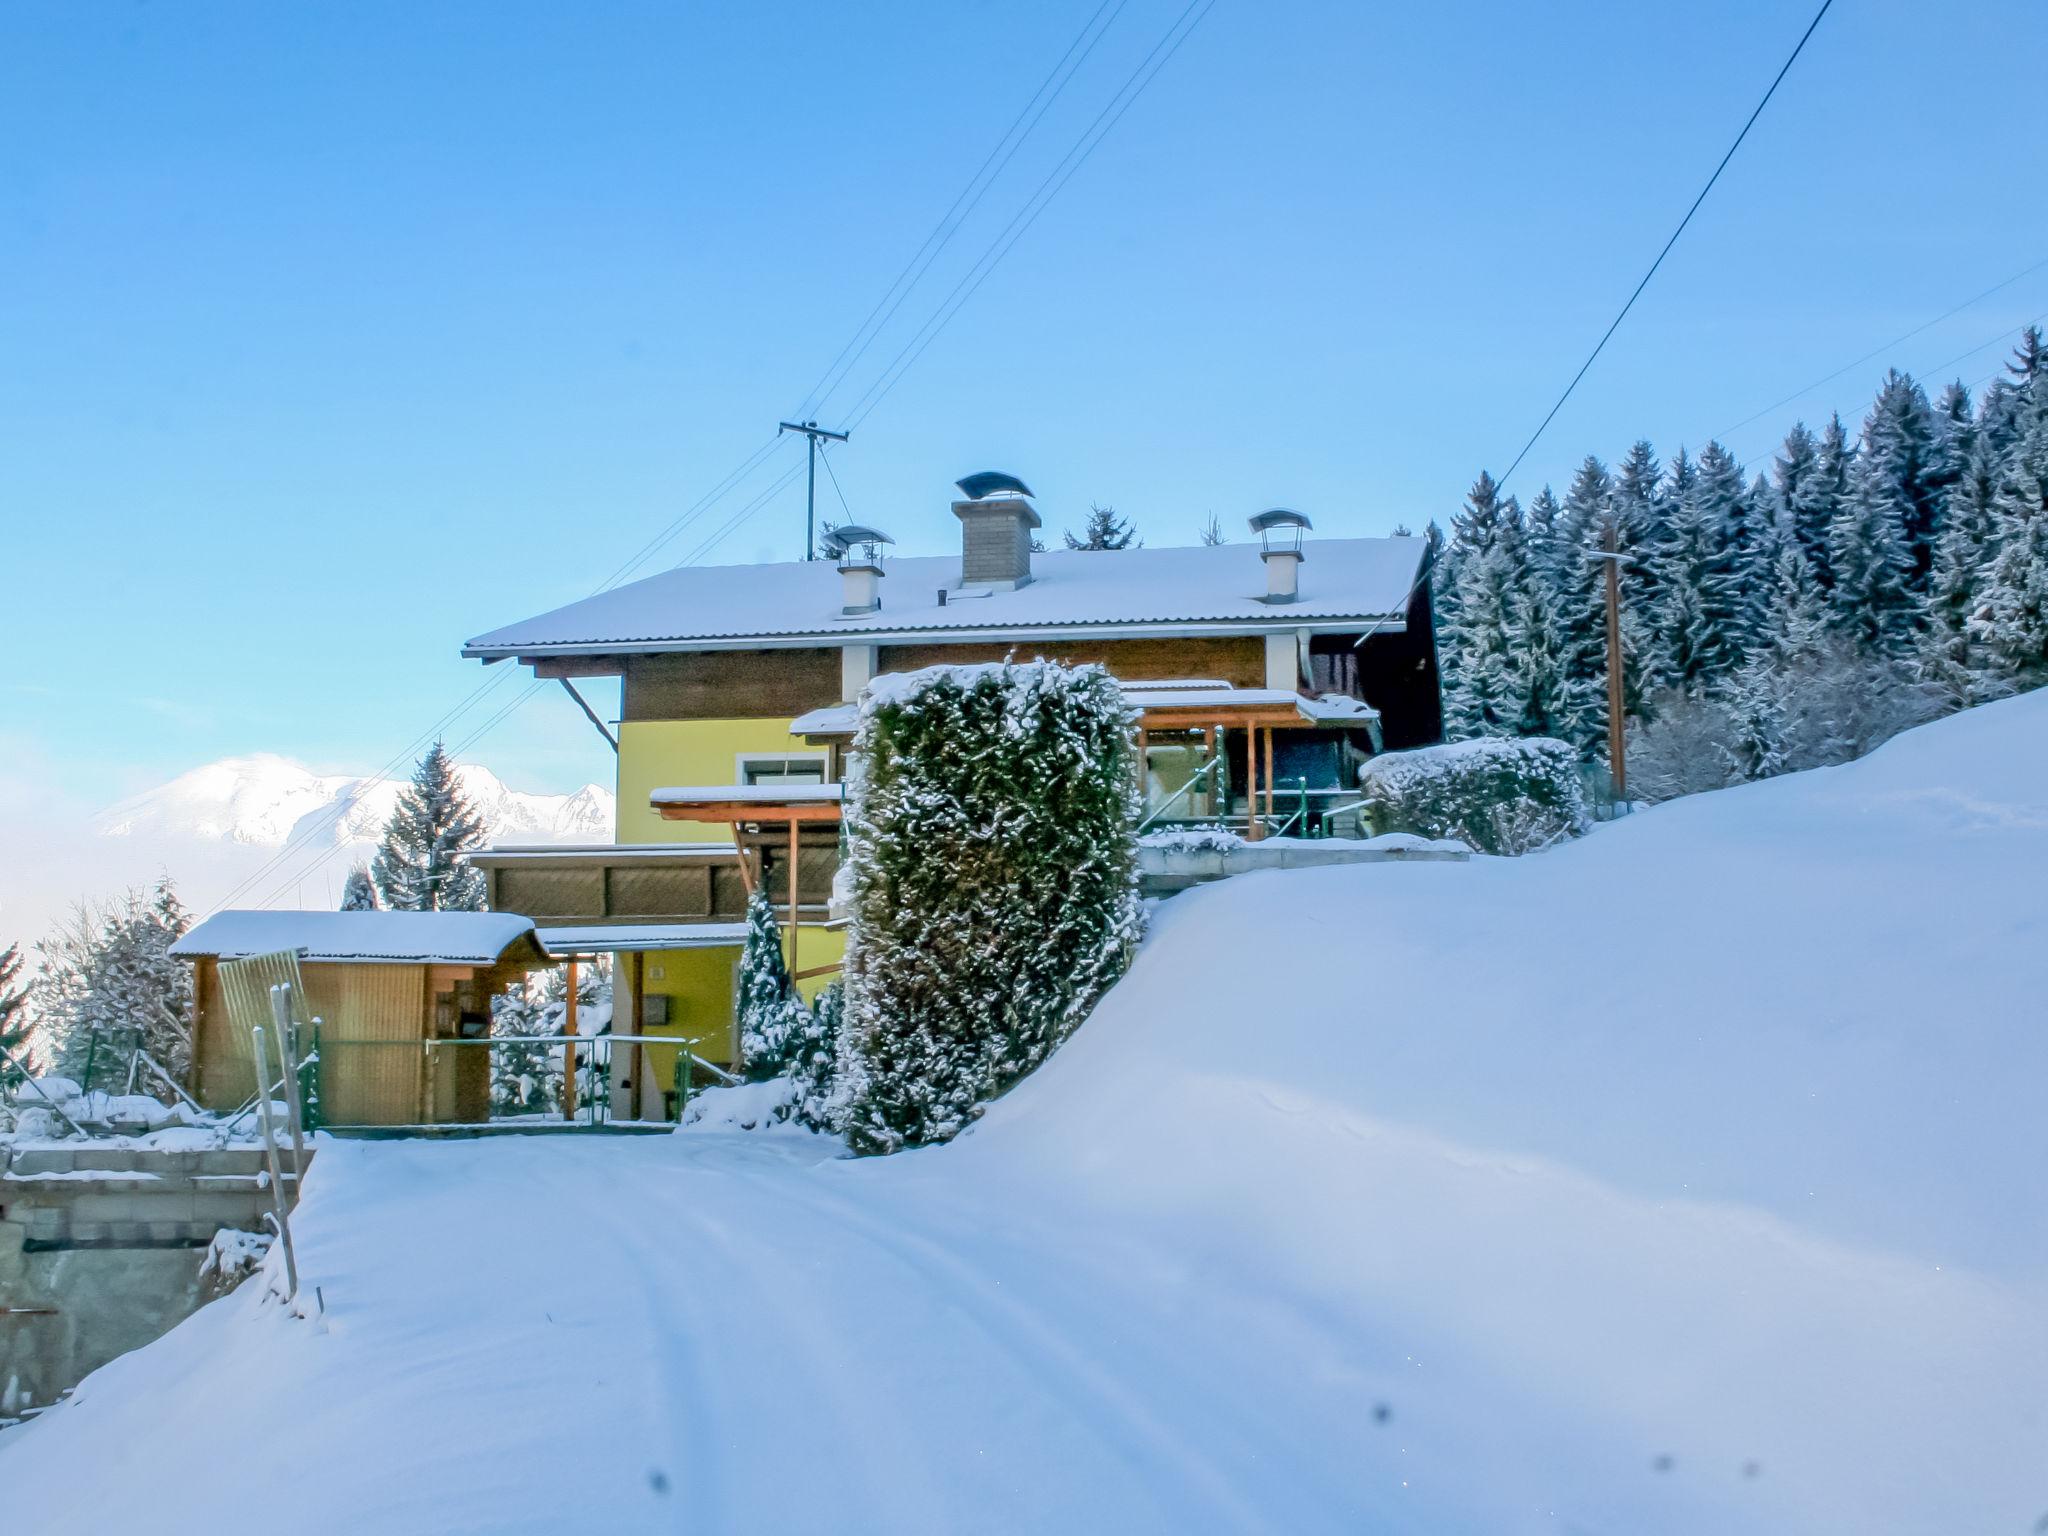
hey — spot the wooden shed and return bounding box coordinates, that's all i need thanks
[172,911,554,1129]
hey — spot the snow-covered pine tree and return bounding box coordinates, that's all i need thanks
[0,942,31,1085]
[1547,457,1616,757]
[1802,415,1857,593]
[32,879,195,1083]
[1503,488,1566,738]
[1773,421,1827,583]
[1652,448,1742,691]
[1063,503,1140,550]
[832,660,1144,1155]
[339,865,379,911]
[1438,473,1527,738]
[783,980,843,1131]
[1927,380,1975,515]
[1918,424,2006,707]
[1855,370,1944,597]
[371,741,489,911]
[1692,440,1758,669]
[1828,451,1915,656]
[736,886,808,1079]
[1981,393,2048,685]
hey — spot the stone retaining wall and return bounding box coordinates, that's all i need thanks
[0,1144,309,1421]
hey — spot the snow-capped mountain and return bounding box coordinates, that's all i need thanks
[94,754,614,850]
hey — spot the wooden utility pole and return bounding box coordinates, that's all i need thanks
[777,420,850,560]
[1596,525,1627,803]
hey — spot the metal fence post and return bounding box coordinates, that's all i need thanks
[268,986,308,1178]
[247,1024,299,1302]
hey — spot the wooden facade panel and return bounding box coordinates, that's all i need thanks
[606,864,713,919]
[622,649,841,721]
[495,867,605,922]
[319,965,428,1127]
[877,635,1265,688]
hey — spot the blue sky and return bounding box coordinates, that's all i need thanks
[5,0,2046,809]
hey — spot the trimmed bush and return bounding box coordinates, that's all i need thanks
[1357,737,1589,855]
[832,660,1144,1154]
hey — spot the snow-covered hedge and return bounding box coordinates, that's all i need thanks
[1356,737,1590,856]
[833,661,1144,1154]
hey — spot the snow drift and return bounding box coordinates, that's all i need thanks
[4,692,2044,1534]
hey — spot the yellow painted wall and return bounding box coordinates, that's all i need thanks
[616,718,820,843]
[628,926,845,1077]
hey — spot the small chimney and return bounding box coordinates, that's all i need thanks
[826,524,893,615]
[952,471,1040,589]
[1249,508,1311,604]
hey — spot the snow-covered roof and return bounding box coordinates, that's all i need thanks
[470,842,739,864]
[790,683,1377,740]
[536,922,752,955]
[648,784,845,807]
[171,910,543,966]
[463,537,1428,658]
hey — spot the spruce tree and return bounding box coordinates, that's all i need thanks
[1982,400,2048,684]
[371,742,489,911]
[833,660,1143,1154]
[1438,473,1527,738]
[1550,457,1616,757]
[736,887,806,1078]
[1693,440,1758,666]
[1919,425,2004,706]
[339,865,379,911]
[1802,414,1857,592]
[1855,370,1943,596]
[1828,453,1915,656]
[1063,504,1140,550]
[0,942,31,1085]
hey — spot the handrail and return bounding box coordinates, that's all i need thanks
[1136,755,1224,834]
[422,1032,742,1087]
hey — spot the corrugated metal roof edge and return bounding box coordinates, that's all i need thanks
[464,613,1409,659]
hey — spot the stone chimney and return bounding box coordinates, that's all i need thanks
[952,471,1040,589]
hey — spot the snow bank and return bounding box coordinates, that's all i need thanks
[6,692,2046,1534]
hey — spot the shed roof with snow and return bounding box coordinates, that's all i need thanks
[462,537,1429,658]
[171,910,547,966]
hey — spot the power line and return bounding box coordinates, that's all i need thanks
[790,0,1132,423]
[1497,0,1836,493]
[842,0,1220,432]
[1716,252,2048,441]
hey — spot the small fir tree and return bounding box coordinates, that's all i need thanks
[371,742,488,911]
[736,887,807,1079]
[339,865,379,911]
[1063,503,1140,550]
[832,660,1144,1154]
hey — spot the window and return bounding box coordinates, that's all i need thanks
[737,753,828,787]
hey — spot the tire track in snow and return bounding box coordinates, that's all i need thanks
[717,1160,1294,1533]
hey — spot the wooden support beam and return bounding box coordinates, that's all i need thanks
[562,957,579,1122]
[1246,725,1262,841]
[791,961,842,982]
[786,819,801,974]
[1253,724,1269,823]
[732,826,757,897]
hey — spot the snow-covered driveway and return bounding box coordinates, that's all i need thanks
[10,691,2048,1534]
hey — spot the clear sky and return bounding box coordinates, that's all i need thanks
[6,0,2046,811]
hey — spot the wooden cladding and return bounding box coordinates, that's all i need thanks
[877,635,1266,688]
[622,649,841,722]
[487,859,750,927]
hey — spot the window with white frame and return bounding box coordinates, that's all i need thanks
[736,752,829,787]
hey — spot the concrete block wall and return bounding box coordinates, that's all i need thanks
[0,1144,310,1422]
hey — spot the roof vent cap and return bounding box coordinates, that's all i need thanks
[955,470,1035,501]
[1250,509,1310,603]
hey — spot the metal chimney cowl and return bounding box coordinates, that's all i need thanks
[952,471,1040,589]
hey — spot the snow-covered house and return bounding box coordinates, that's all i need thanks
[462,473,1439,1107]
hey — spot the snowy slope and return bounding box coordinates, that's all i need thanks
[6,692,2045,1535]
[93,753,614,848]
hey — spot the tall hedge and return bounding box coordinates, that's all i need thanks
[833,660,1144,1154]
